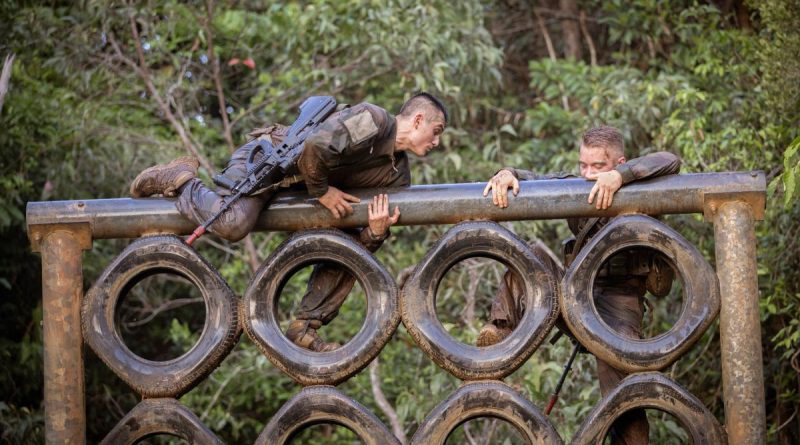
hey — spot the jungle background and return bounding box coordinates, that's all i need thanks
[1,0,799,443]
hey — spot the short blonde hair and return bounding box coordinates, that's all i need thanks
[582,125,624,158]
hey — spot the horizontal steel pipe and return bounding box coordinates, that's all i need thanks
[27,171,765,239]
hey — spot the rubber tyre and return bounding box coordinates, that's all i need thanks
[401,221,559,380]
[561,215,720,372]
[100,398,223,445]
[256,386,400,445]
[243,229,399,386]
[411,381,563,445]
[82,235,240,398]
[571,372,726,444]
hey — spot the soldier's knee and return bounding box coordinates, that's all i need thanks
[210,213,254,241]
[209,201,260,242]
[212,224,249,242]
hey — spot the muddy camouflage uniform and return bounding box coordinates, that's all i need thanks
[176,102,407,327]
[489,152,680,445]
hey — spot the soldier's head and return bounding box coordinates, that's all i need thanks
[579,125,626,179]
[395,92,448,157]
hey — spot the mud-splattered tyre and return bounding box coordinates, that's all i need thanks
[411,381,563,445]
[571,373,726,444]
[82,235,240,398]
[561,215,719,372]
[100,398,223,445]
[401,221,559,380]
[243,229,399,386]
[256,386,400,445]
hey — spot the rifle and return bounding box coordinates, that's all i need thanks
[185,96,338,246]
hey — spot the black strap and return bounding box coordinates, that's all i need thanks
[565,217,601,267]
[573,217,601,255]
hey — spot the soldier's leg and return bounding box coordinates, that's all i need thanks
[476,270,520,346]
[594,280,649,445]
[175,178,272,242]
[490,271,523,327]
[285,227,368,352]
[295,264,356,324]
[130,156,200,198]
[284,264,356,352]
[296,228,364,324]
[131,134,279,242]
[478,241,563,347]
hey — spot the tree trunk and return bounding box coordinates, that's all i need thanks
[0,54,15,114]
[559,0,582,60]
[735,0,752,32]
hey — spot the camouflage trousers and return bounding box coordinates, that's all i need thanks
[489,251,649,445]
[174,142,357,326]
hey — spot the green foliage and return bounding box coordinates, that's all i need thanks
[775,135,800,208]
[753,0,800,118]
[0,402,43,445]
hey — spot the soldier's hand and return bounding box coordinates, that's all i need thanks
[587,170,623,210]
[319,186,360,219]
[367,194,400,237]
[482,169,520,208]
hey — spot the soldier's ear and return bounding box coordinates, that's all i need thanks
[413,113,424,128]
[616,156,627,165]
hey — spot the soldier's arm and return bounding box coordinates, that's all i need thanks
[297,120,343,199]
[298,104,392,198]
[356,193,400,252]
[298,104,392,218]
[588,151,682,209]
[615,151,682,184]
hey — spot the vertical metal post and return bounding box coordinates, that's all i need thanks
[36,227,91,444]
[713,200,766,444]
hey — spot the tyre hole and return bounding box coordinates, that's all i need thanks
[435,256,506,344]
[445,417,527,445]
[116,269,205,362]
[277,262,367,349]
[592,249,684,339]
[288,422,360,444]
[601,409,690,445]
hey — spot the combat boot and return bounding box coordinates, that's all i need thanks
[285,319,341,353]
[130,156,199,198]
[476,323,512,347]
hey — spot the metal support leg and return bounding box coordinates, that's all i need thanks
[38,228,90,444]
[713,201,766,444]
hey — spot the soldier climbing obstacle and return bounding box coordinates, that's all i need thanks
[130,92,448,352]
[480,125,679,445]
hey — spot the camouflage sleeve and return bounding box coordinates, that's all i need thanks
[358,226,389,252]
[298,103,393,197]
[500,167,575,181]
[614,151,681,185]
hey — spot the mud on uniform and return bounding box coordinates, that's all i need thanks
[176,102,408,326]
[488,152,681,445]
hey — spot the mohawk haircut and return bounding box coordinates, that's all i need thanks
[398,92,448,125]
[582,125,624,157]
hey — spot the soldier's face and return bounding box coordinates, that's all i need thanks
[407,111,445,157]
[579,144,625,179]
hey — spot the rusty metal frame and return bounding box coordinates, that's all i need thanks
[26,171,767,444]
